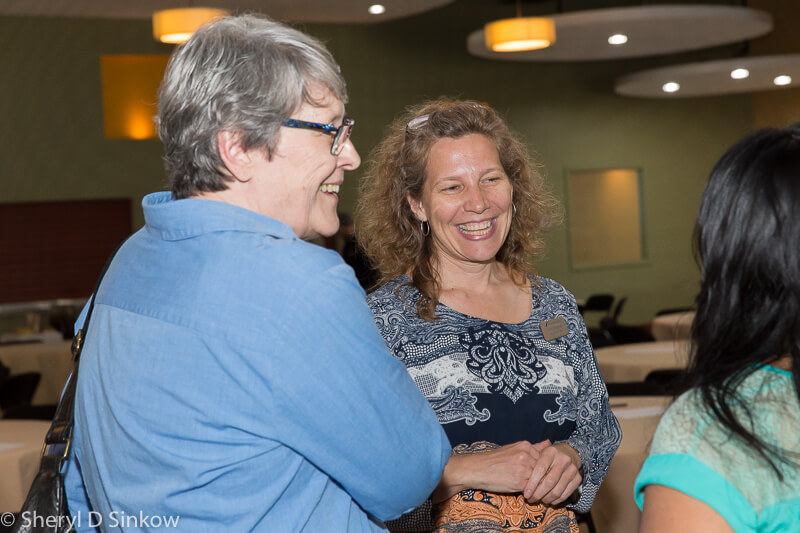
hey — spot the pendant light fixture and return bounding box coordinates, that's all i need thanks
[152,4,230,44]
[484,0,555,52]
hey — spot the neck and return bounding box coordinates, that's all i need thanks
[433,253,512,293]
[771,355,793,372]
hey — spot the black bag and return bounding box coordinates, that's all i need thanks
[6,241,125,533]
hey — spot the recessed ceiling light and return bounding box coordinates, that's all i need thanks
[774,75,792,86]
[730,68,749,79]
[608,34,628,45]
[662,82,680,93]
[368,4,386,15]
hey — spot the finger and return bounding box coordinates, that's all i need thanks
[531,468,563,502]
[532,439,551,452]
[528,449,574,502]
[553,475,582,505]
[523,459,551,501]
[540,470,581,505]
[536,454,582,504]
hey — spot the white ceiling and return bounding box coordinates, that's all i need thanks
[0,0,456,24]
[467,5,772,62]
[4,0,794,99]
[615,54,800,98]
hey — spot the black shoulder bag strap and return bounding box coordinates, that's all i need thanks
[42,236,130,472]
[10,236,130,533]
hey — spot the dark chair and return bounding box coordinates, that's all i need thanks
[606,380,658,396]
[0,372,41,412]
[606,369,685,397]
[610,296,627,323]
[579,294,615,316]
[644,368,685,396]
[587,327,616,348]
[599,297,626,332]
[597,297,655,345]
[604,324,655,345]
[3,403,57,420]
[655,306,695,317]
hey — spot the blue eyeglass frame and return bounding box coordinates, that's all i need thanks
[281,117,355,155]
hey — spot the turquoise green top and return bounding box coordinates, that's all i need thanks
[634,366,800,532]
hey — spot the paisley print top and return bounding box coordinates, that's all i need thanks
[367,276,622,513]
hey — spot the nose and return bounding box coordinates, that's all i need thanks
[465,185,488,213]
[337,138,361,170]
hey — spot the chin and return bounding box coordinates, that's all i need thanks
[316,223,340,239]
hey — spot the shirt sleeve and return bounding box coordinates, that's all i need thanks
[561,293,622,513]
[634,453,758,531]
[265,261,451,521]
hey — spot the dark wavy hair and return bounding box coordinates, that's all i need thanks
[688,122,800,476]
[356,98,560,320]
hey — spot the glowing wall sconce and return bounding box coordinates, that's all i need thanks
[152,7,230,44]
[100,55,169,140]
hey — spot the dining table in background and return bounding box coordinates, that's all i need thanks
[0,339,73,406]
[594,340,691,383]
[591,395,670,533]
[650,310,695,342]
[0,419,51,513]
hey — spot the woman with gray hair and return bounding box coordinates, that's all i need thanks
[63,14,449,532]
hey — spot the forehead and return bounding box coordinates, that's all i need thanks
[426,134,501,175]
[294,83,344,119]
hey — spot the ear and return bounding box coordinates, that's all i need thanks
[406,192,427,222]
[217,130,253,182]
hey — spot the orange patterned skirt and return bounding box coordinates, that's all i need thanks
[432,441,578,533]
[432,490,578,533]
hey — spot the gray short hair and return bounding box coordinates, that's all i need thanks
[156,14,348,198]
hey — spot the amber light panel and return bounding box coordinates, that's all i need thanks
[152,7,230,44]
[484,17,555,52]
[101,55,170,140]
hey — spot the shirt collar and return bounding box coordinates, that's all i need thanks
[142,191,297,241]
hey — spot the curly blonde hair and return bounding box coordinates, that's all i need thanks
[356,98,560,320]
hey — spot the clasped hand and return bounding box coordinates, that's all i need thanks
[438,439,582,506]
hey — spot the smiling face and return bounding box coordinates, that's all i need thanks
[248,84,360,240]
[408,133,514,268]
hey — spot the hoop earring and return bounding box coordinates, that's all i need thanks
[421,220,430,236]
[512,203,517,217]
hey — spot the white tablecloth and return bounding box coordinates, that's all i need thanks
[0,340,73,405]
[650,311,695,342]
[592,396,670,533]
[0,420,51,512]
[595,340,691,382]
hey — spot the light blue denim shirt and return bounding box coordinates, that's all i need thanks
[62,191,450,532]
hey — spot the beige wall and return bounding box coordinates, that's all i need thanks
[0,2,762,323]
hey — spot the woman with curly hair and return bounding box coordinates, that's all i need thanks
[358,99,621,533]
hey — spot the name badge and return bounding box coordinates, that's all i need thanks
[540,316,568,341]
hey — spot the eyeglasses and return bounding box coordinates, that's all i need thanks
[405,114,431,138]
[281,117,355,156]
[404,103,492,139]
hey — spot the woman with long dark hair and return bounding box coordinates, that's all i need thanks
[635,124,800,532]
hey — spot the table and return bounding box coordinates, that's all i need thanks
[0,420,51,512]
[0,340,73,405]
[592,395,670,533]
[650,311,695,342]
[594,340,691,382]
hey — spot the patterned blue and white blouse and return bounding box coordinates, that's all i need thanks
[367,275,622,513]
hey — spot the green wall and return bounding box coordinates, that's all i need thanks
[0,2,754,324]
